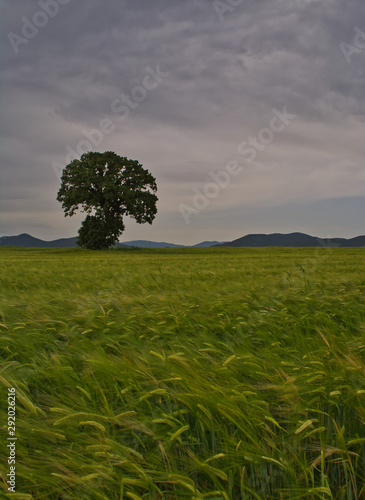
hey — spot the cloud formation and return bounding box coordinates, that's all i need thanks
[1,0,364,243]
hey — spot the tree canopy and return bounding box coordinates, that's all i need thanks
[57,151,158,249]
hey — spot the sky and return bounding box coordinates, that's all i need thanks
[1,0,364,245]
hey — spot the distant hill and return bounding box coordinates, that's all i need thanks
[122,240,184,248]
[218,232,365,247]
[341,235,365,247]
[0,234,220,248]
[0,234,78,248]
[122,240,225,248]
[1,232,364,248]
[192,241,224,247]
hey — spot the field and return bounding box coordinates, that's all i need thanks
[0,246,364,499]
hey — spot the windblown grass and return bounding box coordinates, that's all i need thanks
[0,246,364,499]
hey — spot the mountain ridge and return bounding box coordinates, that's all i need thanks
[0,232,364,248]
[0,234,220,248]
[216,232,365,248]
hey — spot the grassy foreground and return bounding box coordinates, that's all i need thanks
[0,246,364,499]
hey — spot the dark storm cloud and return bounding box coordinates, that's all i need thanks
[3,0,364,124]
[1,0,364,242]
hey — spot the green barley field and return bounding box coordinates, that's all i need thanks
[0,246,364,500]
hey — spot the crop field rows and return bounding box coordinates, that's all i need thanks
[0,247,364,499]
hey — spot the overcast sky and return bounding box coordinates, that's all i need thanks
[1,0,364,244]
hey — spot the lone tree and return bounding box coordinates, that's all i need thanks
[57,151,158,250]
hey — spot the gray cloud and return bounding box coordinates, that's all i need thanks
[1,0,364,243]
